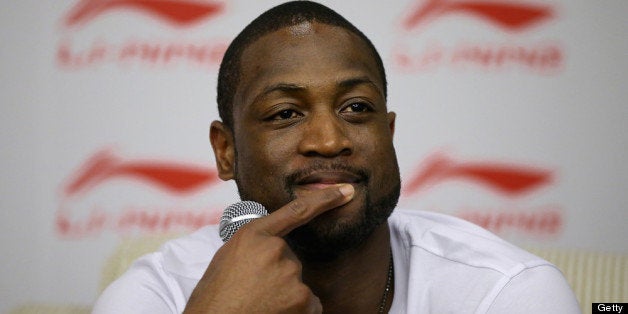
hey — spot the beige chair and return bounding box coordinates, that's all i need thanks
[526,247,627,313]
[8,235,176,314]
[10,236,627,314]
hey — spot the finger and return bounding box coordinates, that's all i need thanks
[254,184,354,237]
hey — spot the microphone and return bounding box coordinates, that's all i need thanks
[219,201,268,242]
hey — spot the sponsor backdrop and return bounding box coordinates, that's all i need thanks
[1,0,626,311]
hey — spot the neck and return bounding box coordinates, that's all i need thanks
[300,223,393,314]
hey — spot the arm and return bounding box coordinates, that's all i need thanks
[92,255,178,314]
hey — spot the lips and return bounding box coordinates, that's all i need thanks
[295,171,363,190]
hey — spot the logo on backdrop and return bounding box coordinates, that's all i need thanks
[56,0,228,70]
[63,149,219,197]
[402,0,553,32]
[402,153,552,197]
[402,152,563,238]
[393,0,564,74]
[56,149,563,239]
[56,149,226,238]
[64,0,224,27]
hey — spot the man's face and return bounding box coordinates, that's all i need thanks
[216,22,400,260]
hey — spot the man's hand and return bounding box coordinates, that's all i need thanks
[183,184,355,313]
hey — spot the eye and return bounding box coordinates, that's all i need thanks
[341,101,373,113]
[270,109,300,120]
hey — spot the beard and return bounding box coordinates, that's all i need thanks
[288,161,402,262]
[235,158,401,263]
[285,176,400,263]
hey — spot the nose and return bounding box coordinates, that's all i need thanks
[297,109,353,158]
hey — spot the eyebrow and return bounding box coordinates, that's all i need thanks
[337,76,384,98]
[247,83,306,109]
[252,76,383,105]
[260,83,306,97]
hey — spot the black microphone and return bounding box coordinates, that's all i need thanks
[219,201,268,242]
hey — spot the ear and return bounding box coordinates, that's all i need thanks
[209,121,235,181]
[387,111,396,137]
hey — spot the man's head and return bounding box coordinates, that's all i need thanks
[216,0,387,130]
[210,1,400,261]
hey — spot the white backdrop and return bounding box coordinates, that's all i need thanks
[1,0,627,311]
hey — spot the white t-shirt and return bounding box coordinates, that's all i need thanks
[93,209,581,313]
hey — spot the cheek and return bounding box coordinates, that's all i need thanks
[354,123,394,154]
[357,126,398,179]
[234,132,296,203]
[239,133,292,169]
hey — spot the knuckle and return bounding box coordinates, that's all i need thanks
[287,199,307,217]
[283,259,302,276]
[292,284,314,306]
[253,236,283,259]
[266,236,288,253]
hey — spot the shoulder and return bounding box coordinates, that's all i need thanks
[93,225,223,313]
[389,209,545,274]
[388,209,579,313]
[159,224,223,279]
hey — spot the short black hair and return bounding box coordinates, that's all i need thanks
[216,0,387,129]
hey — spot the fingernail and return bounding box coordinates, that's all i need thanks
[338,184,354,197]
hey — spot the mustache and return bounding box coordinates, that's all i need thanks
[284,161,370,192]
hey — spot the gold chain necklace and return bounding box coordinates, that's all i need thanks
[377,251,394,313]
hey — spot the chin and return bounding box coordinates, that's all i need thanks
[287,200,383,262]
[286,181,400,262]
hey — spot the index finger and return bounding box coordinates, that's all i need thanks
[253,184,355,237]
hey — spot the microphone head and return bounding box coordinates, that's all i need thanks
[219,201,268,242]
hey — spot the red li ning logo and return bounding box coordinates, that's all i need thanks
[403,0,554,32]
[56,0,229,70]
[402,153,562,238]
[64,0,225,28]
[403,153,553,197]
[63,149,219,197]
[56,149,223,238]
[394,0,563,73]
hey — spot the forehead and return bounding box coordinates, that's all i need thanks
[233,22,383,110]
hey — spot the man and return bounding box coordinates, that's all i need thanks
[93,1,580,313]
